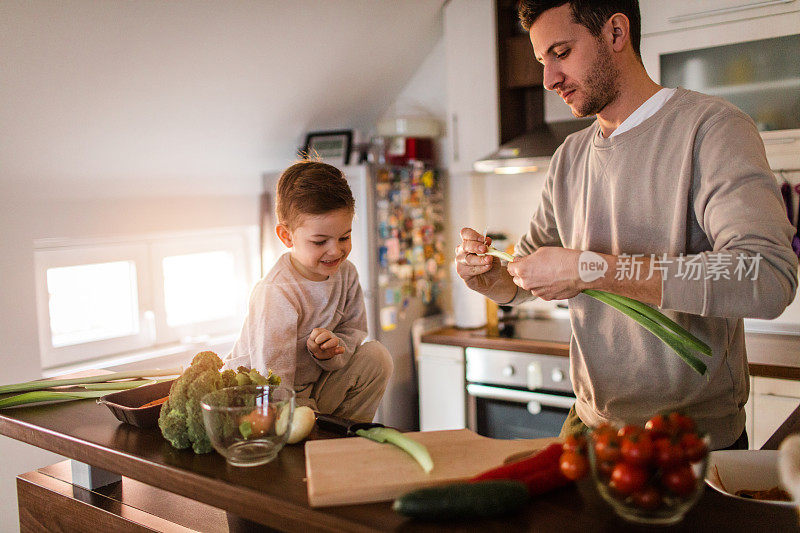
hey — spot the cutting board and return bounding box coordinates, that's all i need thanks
[305,428,557,507]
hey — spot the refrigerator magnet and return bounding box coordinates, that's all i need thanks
[380,307,398,331]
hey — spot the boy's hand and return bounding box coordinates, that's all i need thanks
[307,328,345,360]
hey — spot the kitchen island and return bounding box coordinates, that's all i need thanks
[1,398,799,531]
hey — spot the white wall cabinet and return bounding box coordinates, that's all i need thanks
[443,0,499,175]
[640,0,799,36]
[418,342,466,431]
[640,9,800,171]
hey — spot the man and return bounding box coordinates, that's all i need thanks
[455,0,798,450]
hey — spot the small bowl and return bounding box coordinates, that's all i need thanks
[200,385,295,467]
[97,379,175,428]
[588,427,710,525]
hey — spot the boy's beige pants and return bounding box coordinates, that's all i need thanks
[294,340,393,423]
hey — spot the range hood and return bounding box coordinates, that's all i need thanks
[474,118,595,174]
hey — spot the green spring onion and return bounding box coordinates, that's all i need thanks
[484,247,515,262]
[596,291,712,357]
[0,368,182,395]
[583,289,710,376]
[0,389,129,409]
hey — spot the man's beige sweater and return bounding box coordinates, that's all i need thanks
[506,88,798,449]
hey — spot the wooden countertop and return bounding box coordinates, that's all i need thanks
[422,323,800,380]
[2,398,799,531]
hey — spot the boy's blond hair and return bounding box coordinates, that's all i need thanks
[276,161,355,230]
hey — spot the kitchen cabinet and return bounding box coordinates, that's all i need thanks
[640,8,800,169]
[417,342,466,431]
[640,0,800,36]
[422,327,800,447]
[750,376,800,449]
[443,0,499,175]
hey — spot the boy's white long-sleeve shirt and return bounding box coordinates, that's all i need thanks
[224,253,368,388]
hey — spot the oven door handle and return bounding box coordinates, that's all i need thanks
[466,384,576,410]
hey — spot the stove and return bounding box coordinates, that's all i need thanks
[497,317,572,344]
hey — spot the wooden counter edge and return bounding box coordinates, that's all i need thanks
[421,327,800,379]
[0,415,373,533]
[421,327,570,357]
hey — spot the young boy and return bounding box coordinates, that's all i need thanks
[224,161,393,422]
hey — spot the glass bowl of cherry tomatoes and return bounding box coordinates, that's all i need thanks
[564,412,710,525]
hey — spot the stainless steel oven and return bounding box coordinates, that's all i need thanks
[465,347,575,440]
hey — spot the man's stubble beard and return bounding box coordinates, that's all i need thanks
[573,41,620,118]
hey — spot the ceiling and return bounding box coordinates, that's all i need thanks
[0,1,446,198]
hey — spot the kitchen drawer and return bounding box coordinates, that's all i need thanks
[753,393,800,449]
[641,0,800,36]
[753,375,800,398]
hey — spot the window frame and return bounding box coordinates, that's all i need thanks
[34,243,154,369]
[34,227,257,371]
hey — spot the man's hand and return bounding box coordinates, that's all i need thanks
[506,247,584,300]
[307,328,345,360]
[454,227,517,303]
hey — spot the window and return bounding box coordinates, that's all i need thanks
[35,228,257,370]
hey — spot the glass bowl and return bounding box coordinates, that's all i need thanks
[587,424,710,525]
[200,385,295,467]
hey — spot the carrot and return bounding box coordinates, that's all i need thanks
[139,396,169,408]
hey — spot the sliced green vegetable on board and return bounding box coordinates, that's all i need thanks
[355,427,434,473]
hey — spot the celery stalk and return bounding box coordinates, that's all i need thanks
[0,367,182,395]
[583,289,708,376]
[0,390,128,409]
[356,427,434,473]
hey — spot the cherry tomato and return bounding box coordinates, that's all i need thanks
[610,462,648,495]
[645,414,672,438]
[239,406,276,438]
[679,432,708,462]
[597,460,615,478]
[593,432,622,463]
[559,451,589,481]
[617,424,644,439]
[621,432,654,466]
[654,437,685,469]
[563,434,587,454]
[668,412,696,434]
[631,485,663,510]
[662,464,696,497]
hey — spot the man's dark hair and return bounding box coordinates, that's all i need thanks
[518,0,641,59]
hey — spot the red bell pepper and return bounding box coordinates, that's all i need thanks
[470,442,571,495]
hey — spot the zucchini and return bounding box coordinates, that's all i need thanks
[392,480,529,520]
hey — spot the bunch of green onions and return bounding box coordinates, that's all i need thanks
[484,247,712,376]
[0,368,181,409]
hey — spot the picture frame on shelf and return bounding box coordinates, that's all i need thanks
[301,130,352,167]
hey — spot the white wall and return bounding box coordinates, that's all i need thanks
[0,1,444,530]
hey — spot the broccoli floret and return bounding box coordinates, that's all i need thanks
[157,351,280,454]
[157,398,191,449]
[220,369,237,388]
